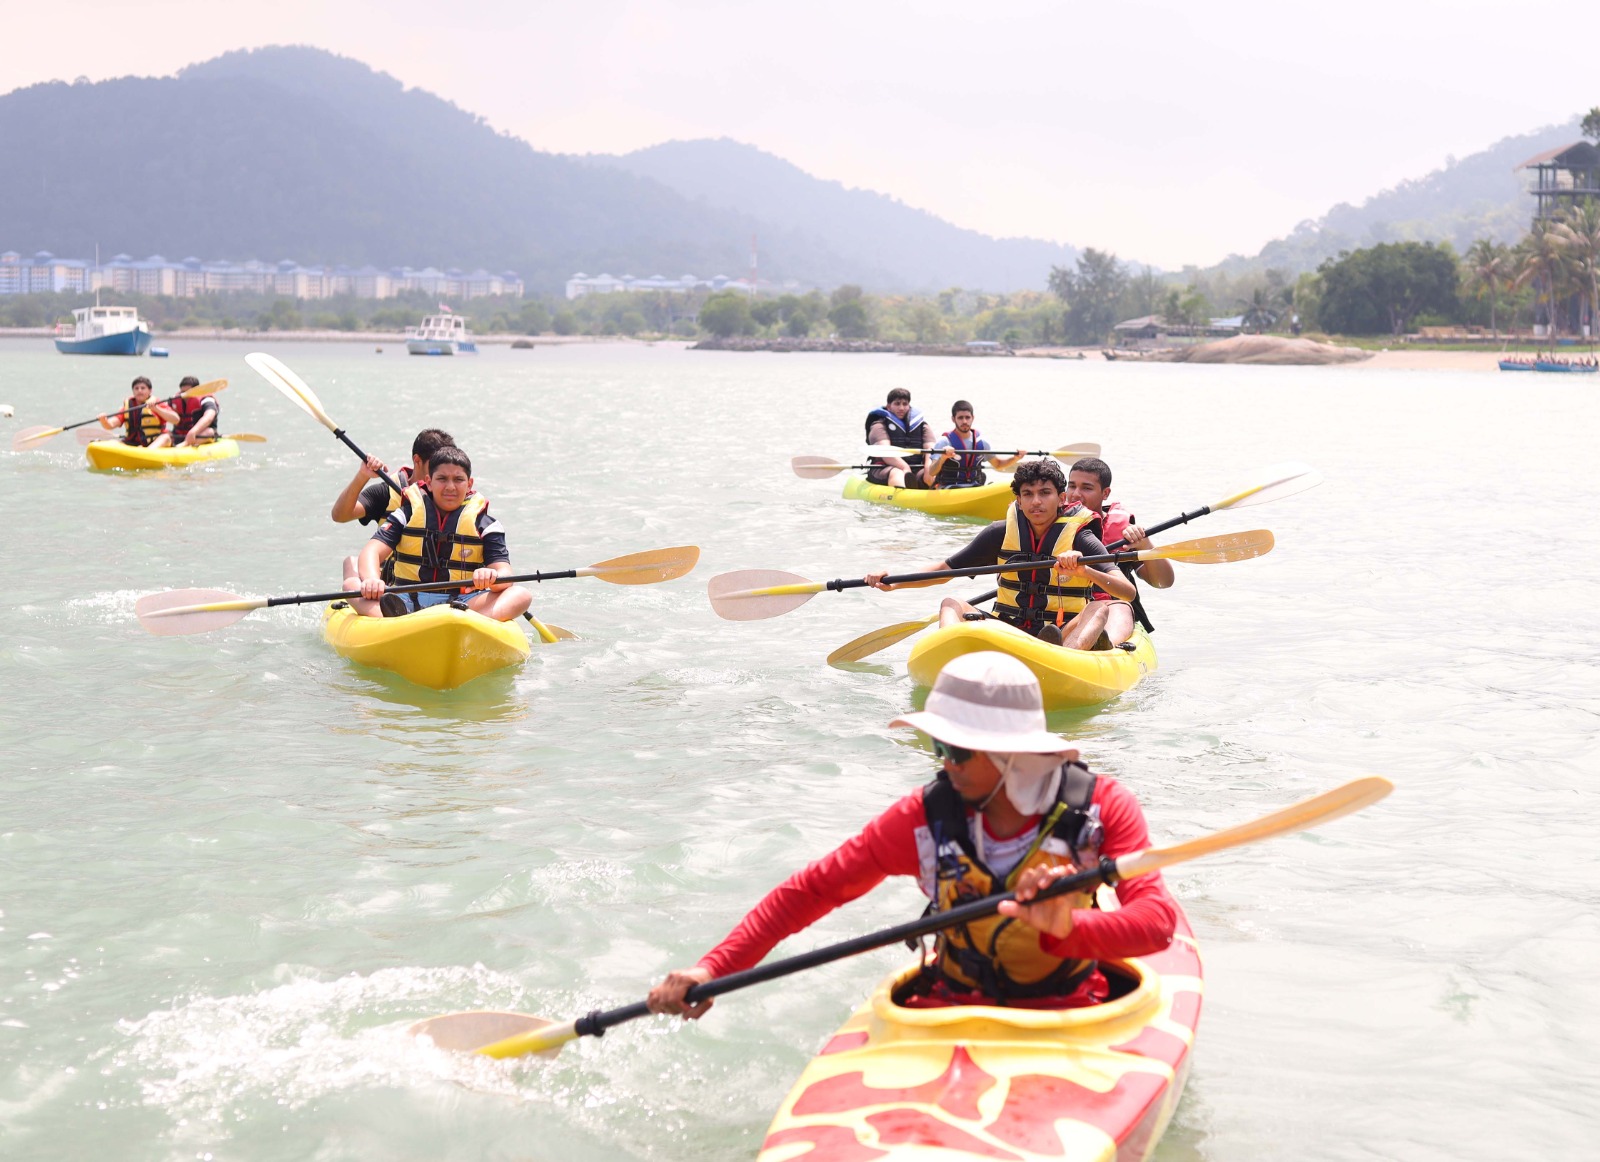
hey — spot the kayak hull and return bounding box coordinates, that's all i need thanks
[322,603,531,689]
[759,895,1203,1162]
[843,475,1013,520]
[84,438,240,471]
[906,620,1156,710]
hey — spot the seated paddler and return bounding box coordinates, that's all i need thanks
[918,399,1022,488]
[865,387,935,488]
[353,445,533,622]
[98,375,174,447]
[335,427,455,596]
[864,456,1135,649]
[152,376,220,447]
[647,652,1177,1016]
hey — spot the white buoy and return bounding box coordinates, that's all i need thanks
[0,404,14,418]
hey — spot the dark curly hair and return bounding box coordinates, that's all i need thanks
[1010,457,1067,495]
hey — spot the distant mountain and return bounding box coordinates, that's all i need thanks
[596,138,1081,293]
[1211,118,1582,276]
[0,46,1081,293]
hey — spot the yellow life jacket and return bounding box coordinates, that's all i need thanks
[121,396,165,446]
[992,502,1098,632]
[923,764,1103,1001]
[388,484,490,585]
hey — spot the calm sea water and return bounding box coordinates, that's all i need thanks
[1,339,1594,1161]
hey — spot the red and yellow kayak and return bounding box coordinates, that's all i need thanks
[843,475,1014,521]
[907,620,1157,711]
[759,895,1203,1161]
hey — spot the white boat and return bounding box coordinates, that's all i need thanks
[54,304,153,355]
[405,314,478,356]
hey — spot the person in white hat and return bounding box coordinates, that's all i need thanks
[648,652,1177,1016]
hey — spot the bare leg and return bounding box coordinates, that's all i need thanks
[149,432,173,448]
[887,467,908,487]
[1058,603,1112,651]
[1103,601,1135,647]
[342,556,384,618]
[939,596,980,628]
[467,585,532,622]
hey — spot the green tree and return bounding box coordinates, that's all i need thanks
[1582,107,1600,143]
[1552,201,1600,341]
[750,299,781,329]
[1513,220,1572,344]
[827,285,875,338]
[1048,248,1129,343]
[1315,242,1460,335]
[261,298,302,331]
[698,291,755,338]
[552,310,579,336]
[1463,238,1513,337]
[905,301,946,342]
[517,300,551,335]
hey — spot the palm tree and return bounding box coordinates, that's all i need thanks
[1513,220,1572,351]
[1552,202,1600,347]
[1464,239,1513,339]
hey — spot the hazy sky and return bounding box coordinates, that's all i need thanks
[8,0,1593,267]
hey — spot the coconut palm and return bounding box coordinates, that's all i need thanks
[1552,202,1600,346]
[1513,220,1572,350]
[1464,239,1513,339]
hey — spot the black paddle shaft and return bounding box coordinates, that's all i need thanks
[264,567,589,608]
[72,389,197,432]
[825,552,1139,592]
[331,428,406,497]
[570,855,1123,1039]
[1105,505,1211,552]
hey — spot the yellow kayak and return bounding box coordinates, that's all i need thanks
[843,475,1013,521]
[85,438,240,471]
[759,895,1203,1161]
[322,602,531,689]
[907,620,1156,711]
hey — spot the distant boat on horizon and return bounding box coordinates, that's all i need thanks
[406,313,477,356]
[54,303,152,355]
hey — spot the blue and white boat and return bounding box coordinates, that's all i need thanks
[406,313,478,356]
[54,304,153,355]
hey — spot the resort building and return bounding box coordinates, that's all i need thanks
[1516,141,1600,222]
[0,251,524,301]
[564,271,796,300]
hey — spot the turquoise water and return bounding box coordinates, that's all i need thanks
[1,339,1594,1160]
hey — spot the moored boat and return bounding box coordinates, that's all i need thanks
[906,620,1156,711]
[758,891,1203,1162]
[54,304,153,355]
[843,475,1014,521]
[322,602,530,689]
[405,313,478,356]
[84,438,240,471]
[1532,359,1597,373]
[1497,359,1534,371]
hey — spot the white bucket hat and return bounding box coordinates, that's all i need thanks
[890,651,1075,755]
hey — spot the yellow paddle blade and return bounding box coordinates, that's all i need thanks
[579,545,700,585]
[408,1011,572,1058]
[226,433,269,443]
[246,352,337,431]
[1116,776,1394,881]
[76,427,118,447]
[708,569,824,621]
[1213,462,1321,512]
[1049,441,1100,460]
[135,589,265,636]
[792,455,851,479]
[827,614,940,665]
[11,424,64,451]
[183,378,228,398]
[526,614,577,643]
[1142,529,1274,564]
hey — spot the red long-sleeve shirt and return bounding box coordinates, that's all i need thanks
[698,775,1177,982]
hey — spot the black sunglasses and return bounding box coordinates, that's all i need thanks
[932,739,975,765]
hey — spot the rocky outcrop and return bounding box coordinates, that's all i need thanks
[1145,335,1371,365]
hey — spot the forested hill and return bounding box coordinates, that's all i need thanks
[1215,118,1582,276]
[597,138,1081,293]
[0,46,1081,293]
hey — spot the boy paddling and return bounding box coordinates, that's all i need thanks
[153,376,219,447]
[1065,456,1174,647]
[353,446,532,622]
[864,457,1135,649]
[334,428,455,595]
[649,653,1177,1016]
[97,376,175,446]
[918,399,1022,488]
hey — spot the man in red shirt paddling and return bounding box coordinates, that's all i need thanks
[1065,456,1174,648]
[648,652,1178,1015]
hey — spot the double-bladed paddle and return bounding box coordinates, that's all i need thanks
[824,461,1322,661]
[409,774,1393,1059]
[135,546,700,637]
[11,379,228,452]
[792,442,1100,480]
[710,530,1273,622]
[246,351,573,644]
